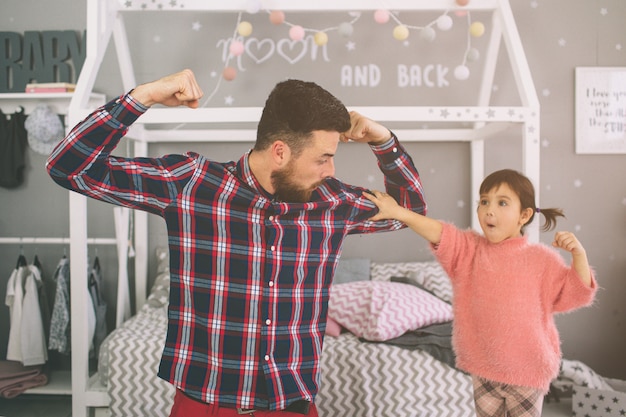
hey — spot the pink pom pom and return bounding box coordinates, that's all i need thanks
[374,10,390,24]
[289,25,305,41]
[229,41,245,56]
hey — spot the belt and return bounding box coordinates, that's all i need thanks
[237,399,311,415]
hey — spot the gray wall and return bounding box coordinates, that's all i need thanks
[1,0,625,381]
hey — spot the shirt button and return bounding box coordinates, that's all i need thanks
[264,355,270,361]
[269,215,274,221]
[270,245,276,251]
[392,147,398,153]
[268,281,274,287]
[265,319,271,325]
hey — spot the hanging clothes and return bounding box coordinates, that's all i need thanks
[32,255,52,343]
[88,256,107,356]
[0,107,28,189]
[86,275,96,356]
[5,262,48,366]
[5,268,24,361]
[48,256,71,354]
[48,255,97,355]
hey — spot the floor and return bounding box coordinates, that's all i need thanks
[0,395,572,417]
[0,394,71,417]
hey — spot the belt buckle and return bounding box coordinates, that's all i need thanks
[237,408,257,415]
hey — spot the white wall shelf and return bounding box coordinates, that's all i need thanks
[0,91,107,399]
[23,370,72,396]
[0,92,106,118]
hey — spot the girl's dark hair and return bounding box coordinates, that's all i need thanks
[255,79,351,156]
[479,169,565,234]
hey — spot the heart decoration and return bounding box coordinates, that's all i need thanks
[245,38,276,64]
[277,38,308,65]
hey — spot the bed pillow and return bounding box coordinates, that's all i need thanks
[328,281,453,342]
[325,317,343,337]
[371,261,453,303]
[390,276,450,305]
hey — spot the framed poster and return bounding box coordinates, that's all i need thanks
[575,67,626,154]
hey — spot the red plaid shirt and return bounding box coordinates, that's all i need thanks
[46,94,427,410]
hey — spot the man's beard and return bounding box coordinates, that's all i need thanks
[271,163,324,203]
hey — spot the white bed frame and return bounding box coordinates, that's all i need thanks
[65,1,540,416]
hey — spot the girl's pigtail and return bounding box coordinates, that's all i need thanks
[536,207,565,232]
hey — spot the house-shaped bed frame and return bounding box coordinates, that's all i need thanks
[63,1,539,416]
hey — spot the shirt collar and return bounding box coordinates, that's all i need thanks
[237,149,274,200]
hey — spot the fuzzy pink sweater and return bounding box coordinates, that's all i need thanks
[431,223,597,392]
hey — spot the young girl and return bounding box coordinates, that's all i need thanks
[365,169,597,417]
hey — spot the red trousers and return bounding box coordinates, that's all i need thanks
[169,390,319,417]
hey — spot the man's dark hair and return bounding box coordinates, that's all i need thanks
[255,79,351,156]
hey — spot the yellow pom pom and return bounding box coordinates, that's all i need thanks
[238,21,253,37]
[469,21,485,37]
[314,32,328,46]
[393,25,409,41]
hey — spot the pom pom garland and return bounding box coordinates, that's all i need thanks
[419,26,436,42]
[374,9,390,24]
[237,21,253,37]
[209,6,482,98]
[314,31,329,46]
[436,15,453,31]
[454,65,470,80]
[393,25,410,41]
[470,21,485,37]
[222,66,237,81]
[229,40,245,57]
[338,22,354,37]
[269,10,285,25]
[289,25,305,41]
[466,48,480,61]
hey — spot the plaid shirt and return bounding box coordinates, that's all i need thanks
[46,94,427,410]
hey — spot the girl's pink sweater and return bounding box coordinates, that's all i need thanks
[431,223,597,392]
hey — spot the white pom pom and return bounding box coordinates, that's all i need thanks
[437,15,453,31]
[454,65,470,80]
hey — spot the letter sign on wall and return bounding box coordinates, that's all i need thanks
[0,30,86,93]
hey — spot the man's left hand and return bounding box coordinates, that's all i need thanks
[341,111,392,145]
